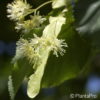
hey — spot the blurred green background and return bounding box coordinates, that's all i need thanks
[0,0,100,100]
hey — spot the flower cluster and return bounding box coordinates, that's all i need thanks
[7,0,32,21]
[30,35,68,57]
[7,0,46,33]
[13,38,40,64]
[15,12,46,33]
[13,34,67,64]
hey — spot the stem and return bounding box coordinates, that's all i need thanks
[23,1,52,18]
[35,1,52,11]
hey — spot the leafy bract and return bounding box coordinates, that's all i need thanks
[27,49,50,98]
[52,0,66,9]
[27,15,66,98]
[43,16,66,37]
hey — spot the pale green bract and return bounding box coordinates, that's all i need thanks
[27,15,66,98]
[27,48,50,98]
[52,0,66,9]
[43,16,66,37]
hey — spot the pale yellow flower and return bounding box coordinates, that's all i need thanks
[13,38,40,64]
[7,0,32,21]
[15,12,46,33]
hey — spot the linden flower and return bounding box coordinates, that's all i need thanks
[30,34,47,49]
[50,38,67,57]
[15,12,46,33]
[13,38,40,64]
[30,35,67,57]
[7,0,32,21]
[44,37,67,57]
[13,35,67,63]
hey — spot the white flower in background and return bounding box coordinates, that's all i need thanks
[15,12,46,33]
[7,0,32,21]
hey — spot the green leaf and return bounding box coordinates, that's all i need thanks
[41,5,90,88]
[10,58,33,95]
[42,26,90,87]
[78,1,100,34]
[79,0,100,25]
[77,1,100,51]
